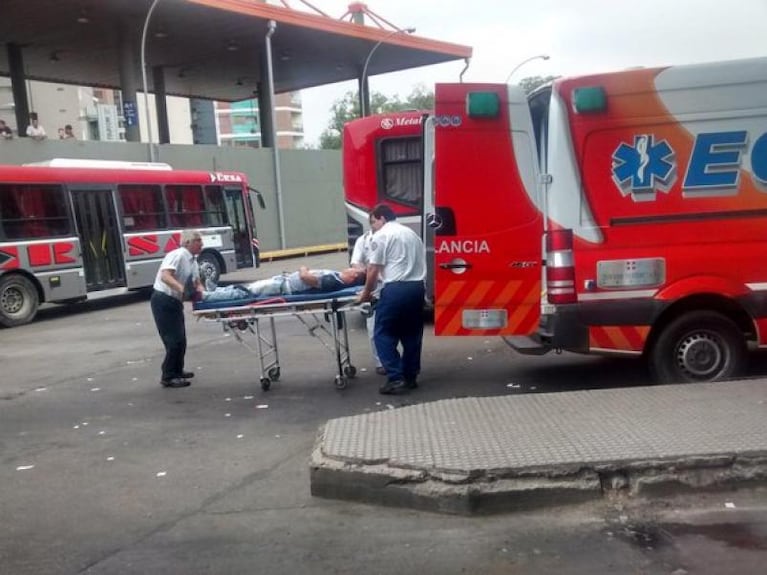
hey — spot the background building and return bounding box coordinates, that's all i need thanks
[214,92,304,149]
[0,78,303,148]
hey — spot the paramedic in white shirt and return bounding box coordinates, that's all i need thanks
[150,230,203,388]
[351,226,385,375]
[358,203,426,395]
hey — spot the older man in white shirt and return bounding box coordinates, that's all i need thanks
[150,230,204,388]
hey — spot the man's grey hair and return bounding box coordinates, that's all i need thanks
[180,230,201,247]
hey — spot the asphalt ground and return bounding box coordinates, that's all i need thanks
[1,251,766,574]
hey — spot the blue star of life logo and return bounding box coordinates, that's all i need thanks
[612,135,677,202]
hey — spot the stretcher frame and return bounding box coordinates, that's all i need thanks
[193,294,368,390]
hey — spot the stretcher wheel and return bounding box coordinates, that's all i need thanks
[267,367,281,381]
[334,375,348,390]
[260,378,271,391]
[343,365,357,378]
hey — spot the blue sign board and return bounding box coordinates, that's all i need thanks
[123,101,138,127]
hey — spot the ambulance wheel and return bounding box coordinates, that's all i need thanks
[334,375,348,390]
[0,274,39,328]
[649,311,746,384]
[267,367,281,381]
[343,365,357,378]
[260,378,271,391]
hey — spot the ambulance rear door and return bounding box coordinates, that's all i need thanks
[432,83,543,336]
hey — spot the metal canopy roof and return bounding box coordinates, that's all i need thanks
[0,0,472,102]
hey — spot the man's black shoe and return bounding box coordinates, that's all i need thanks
[375,366,387,376]
[379,380,409,395]
[161,378,191,388]
[405,378,418,389]
[182,371,195,379]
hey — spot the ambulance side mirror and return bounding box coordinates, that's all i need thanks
[248,186,266,209]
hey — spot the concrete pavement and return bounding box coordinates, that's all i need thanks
[311,380,767,514]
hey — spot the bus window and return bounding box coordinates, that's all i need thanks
[118,184,166,231]
[379,137,422,206]
[204,185,226,226]
[0,184,71,239]
[165,185,205,228]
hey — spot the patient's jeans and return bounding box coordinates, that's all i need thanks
[201,284,252,302]
[202,277,286,302]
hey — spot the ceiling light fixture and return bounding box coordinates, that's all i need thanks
[76,10,90,24]
[226,41,239,52]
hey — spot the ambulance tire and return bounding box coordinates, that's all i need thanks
[0,274,39,328]
[649,311,746,384]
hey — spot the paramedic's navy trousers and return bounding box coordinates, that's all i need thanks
[373,281,425,383]
[150,291,187,381]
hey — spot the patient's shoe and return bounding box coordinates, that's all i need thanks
[205,277,217,291]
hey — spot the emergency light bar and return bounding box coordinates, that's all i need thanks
[572,86,607,113]
[466,92,500,118]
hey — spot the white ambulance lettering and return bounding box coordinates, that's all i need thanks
[436,240,490,254]
[381,117,423,130]
[395,117,423,127]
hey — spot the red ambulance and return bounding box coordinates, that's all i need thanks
[343,111,426,252]
[427,56,767,383]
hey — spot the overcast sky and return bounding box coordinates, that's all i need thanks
[297,0,766,146]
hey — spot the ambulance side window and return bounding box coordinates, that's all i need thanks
[529,89,551,169]
[377,136,422,206]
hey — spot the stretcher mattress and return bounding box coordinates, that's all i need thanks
[192,285,363,311]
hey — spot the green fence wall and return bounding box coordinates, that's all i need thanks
[0,139,345,253]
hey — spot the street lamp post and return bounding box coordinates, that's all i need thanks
[265,19,287,250]
[505,54,550,84]
[360,27,415,117]
[141,0,161,162]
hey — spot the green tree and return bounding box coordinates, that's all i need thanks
[518,75,559,95]
[319,85,434,150]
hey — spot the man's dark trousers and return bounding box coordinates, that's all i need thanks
[373,281,425,383]
[150,291,187,381]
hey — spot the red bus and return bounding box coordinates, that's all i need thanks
[0,159,263,327]
[343,111,426,251]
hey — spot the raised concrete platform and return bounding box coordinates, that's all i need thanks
[310,381,767,514]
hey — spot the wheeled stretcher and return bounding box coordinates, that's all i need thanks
[192,286,368,390]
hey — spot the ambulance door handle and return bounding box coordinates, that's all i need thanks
[440,259,472,271]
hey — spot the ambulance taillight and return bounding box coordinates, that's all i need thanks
[545,229,576,305]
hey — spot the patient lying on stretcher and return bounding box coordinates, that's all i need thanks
[201,266,365,302]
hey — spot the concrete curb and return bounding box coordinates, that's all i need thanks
[310,428,767,515]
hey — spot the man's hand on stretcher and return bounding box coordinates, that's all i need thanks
[357,262,382,303]
[357,288,374,303]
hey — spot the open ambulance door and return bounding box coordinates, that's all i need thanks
[421,114,437,309]
[432,83,543,336]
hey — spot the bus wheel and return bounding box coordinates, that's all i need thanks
[649,311,745,384]
[198,252,221,286]
[0,275,40,327]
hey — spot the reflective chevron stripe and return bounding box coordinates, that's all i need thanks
[435,278,541,335]
[589,325,651,353]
